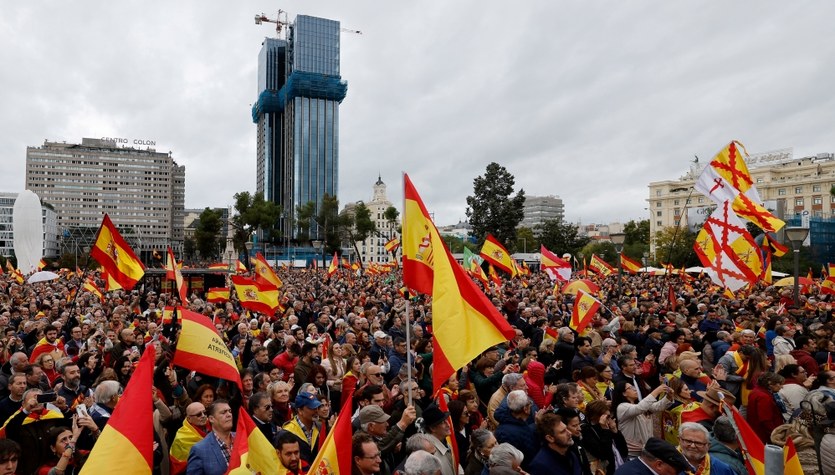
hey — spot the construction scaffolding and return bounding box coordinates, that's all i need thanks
[251,70,348,122]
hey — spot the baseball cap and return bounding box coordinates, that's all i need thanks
[373,330,388,340]
[294,392,323,410]
[359,405,390,425]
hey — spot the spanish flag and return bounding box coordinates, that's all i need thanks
[208,263,229,271]
[38,258,47,270]
[231,276,279,315]
[236,259,248,273]
[328,252,339,277]
[80,345,155,474]
[226,408,279,474]
[384,237,400,252]
[172,307,242,387]
[166,247,187,303]
[783,437,803,475]
[408,179,515,393]
[488,264,501,287]
[307,386,354,474]
[90,214,145,291]
[402,174,435,295]
[252,252,282,288]
[620,254,642,274]
[589,254,615,276]
[571,290,601,334]
[479,234,517,276]
[101,267,123,291]
[726,404,765,475]
[83,277,104,301]
[206,287,230,304]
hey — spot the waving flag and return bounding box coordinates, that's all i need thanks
[463,248,488,284]
[172,307,242,387]
[90,214,145,290]
[693,201,763,292]
[81,345,155,474]
[328,252,339,277]
[402,174,436,295]
[251,252,282,288]
[724,404,765,475]
[231,276,279,315]
[571,290,601,334]
[710,140,761,203]
[166,247,187,303]
[731,193,784,233]
[479,234,517,276]
[589,254,615,276]
[620,254,642,274]
[783,437,803,475]
[235,259,247,273]
[83,277,104,301]
[540,245,571,282]
[206,287,230,304]
[226,408,279,474]
[488,264,502,287]
[384,237,400,252]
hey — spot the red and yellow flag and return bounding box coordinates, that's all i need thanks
[540,245,572,282]
[172,307,242,388]
[620,254,642,274]
[81,345,155,474]
[251,252,282,288]
[589,254,615,276]
[90,214,145,291]
[208,263,229,271]
[731,193,785,233]
[227,408,279,474]
[437,394,460,470]
[571,290,601,334]
[307,387,354,475]
[83,277,104,301]
[402,174,435,295]
[206,287,230,304]
[231,276,279,315]
[479,234,517,276]
[236,259,247,273]
[488,264,501,287]
[711,141,756,196]
[38,258,47,270]
[384,237,400,252]
[328,252,339,277]
[783,437,803,475]
[166,247,187,303]
[727,404,765,475]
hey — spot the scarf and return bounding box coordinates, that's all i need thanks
[679,449,711,475]
[731,351,752,404]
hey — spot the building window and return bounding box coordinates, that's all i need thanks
[778,188,786,196]
[813,196,823,205]
[656,211,662,217]
[756,178,764,183]
[656,190,661,196]
[795,198,804,206]
[698,197,704,203]
[656,202,662,207]
[673,200,679,205]
[674,208,680,215]
[795,186,803,194]
[686,199,691,204]
[813,184,821,192]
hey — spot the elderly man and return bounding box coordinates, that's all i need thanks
[0,374,26,427]
[714,345,756,402]
[614,438,691,475]
[352,432,384,475]
[248,392,277,442]
[404,450,442,475]
[487,373,526,429]
[187,400,235,475]
[494,389,537,470]
[170,402,210,474]
[708,416,747,475]
[677,423,735,475]
[2,388,68,475]
[681,386,735,432]
[421,404,457,475]
[358,405,398,474]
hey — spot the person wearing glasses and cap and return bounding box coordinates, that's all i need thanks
[676,423,734,475]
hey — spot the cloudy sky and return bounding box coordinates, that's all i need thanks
[2,2,834,227]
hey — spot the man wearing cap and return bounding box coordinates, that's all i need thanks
[681,386,735,432]
[421,404,457,475]
[529,412,579,475]
[370,330,390,365]
[358,405,397,474]
[280,392,321,464]
[677,423,735,475]
[614,437,691,475]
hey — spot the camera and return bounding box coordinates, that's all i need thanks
[37,392,58,404]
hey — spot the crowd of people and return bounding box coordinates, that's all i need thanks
[0,261,834,475]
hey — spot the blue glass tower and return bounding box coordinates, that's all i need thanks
[253,15,347,240]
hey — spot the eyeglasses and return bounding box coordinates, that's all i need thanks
[368,373,383,377]
[188,411,207,417]
[680,438,708,448]
[360,452,382,460]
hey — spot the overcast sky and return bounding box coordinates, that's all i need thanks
[2,2,834,227]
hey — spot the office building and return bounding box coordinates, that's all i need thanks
[25,138,185,258]
[252,14,348,239]
[0,192,60,259]
[522,195,564,231]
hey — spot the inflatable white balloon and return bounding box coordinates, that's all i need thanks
[12,190,44,275]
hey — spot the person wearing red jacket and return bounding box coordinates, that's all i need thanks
[745,372,787,443]
[789,335,820,376]
[523,360,556,409]
[272,342,300,382]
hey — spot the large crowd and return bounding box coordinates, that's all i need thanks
[0,263,834,475]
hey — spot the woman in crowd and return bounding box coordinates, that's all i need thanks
[612,381,672,458]
[524,360,555,409]
[268,380,293,426]
[320,341,346,405]
[662,376,699,445]
[582,400,627,475]
[37,424,83,475]
[341,356,362,407]
[594,363,614,400]
[576,366,605,409]
[36,353,60,386]
[448,399,470,461]
[193,384,215,409]
[770,421,820,475]
[305,364,330,402]
[746,372,787,443]
[458,389,485,433]
[538,337,556,368]
[465,428,497,475]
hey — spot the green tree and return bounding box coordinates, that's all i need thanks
[622,219,650,261]
[653,226,698,267]
[516,227,538,254]
[295,201,317,243]
[231,191,283,254]
[194,208,224,259]
[340,202,377,265]
[580,241,617,265]
[184,237,196,261]
[537,218,589,257]
[465,163,525,251]
[383,206,400,237]
[316,193,342,255]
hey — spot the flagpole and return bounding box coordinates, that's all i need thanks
[402,172,413,407]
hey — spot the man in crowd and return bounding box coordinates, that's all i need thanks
[187,400,234,475]
[352,432,384,475]
[494,389,537,470]
[421,404,457,475]
[529,413,578,475]
[677,423,735,475]
[276,431,308,475]
[170,402,210,474]
[614,438,691,475]
[281,391,321,465]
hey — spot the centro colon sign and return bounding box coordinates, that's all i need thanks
[101,137,156,146]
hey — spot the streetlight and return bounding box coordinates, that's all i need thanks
[642,252,649,271]
[610,233,626,298]
[785,227,809,307]
[311,240,324,269]
[244,239,254,270]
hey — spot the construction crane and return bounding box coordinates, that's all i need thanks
[254,10,289,37]
[341,28,362,35]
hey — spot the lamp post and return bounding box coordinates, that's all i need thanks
[244,239,254,270]
[521,238,527,254]
[785,227,809,307]
[312,240,323,270]
[610,233,626,298]
[577,252,583,273]
[642,252,649,271]
[83,246,90,269]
